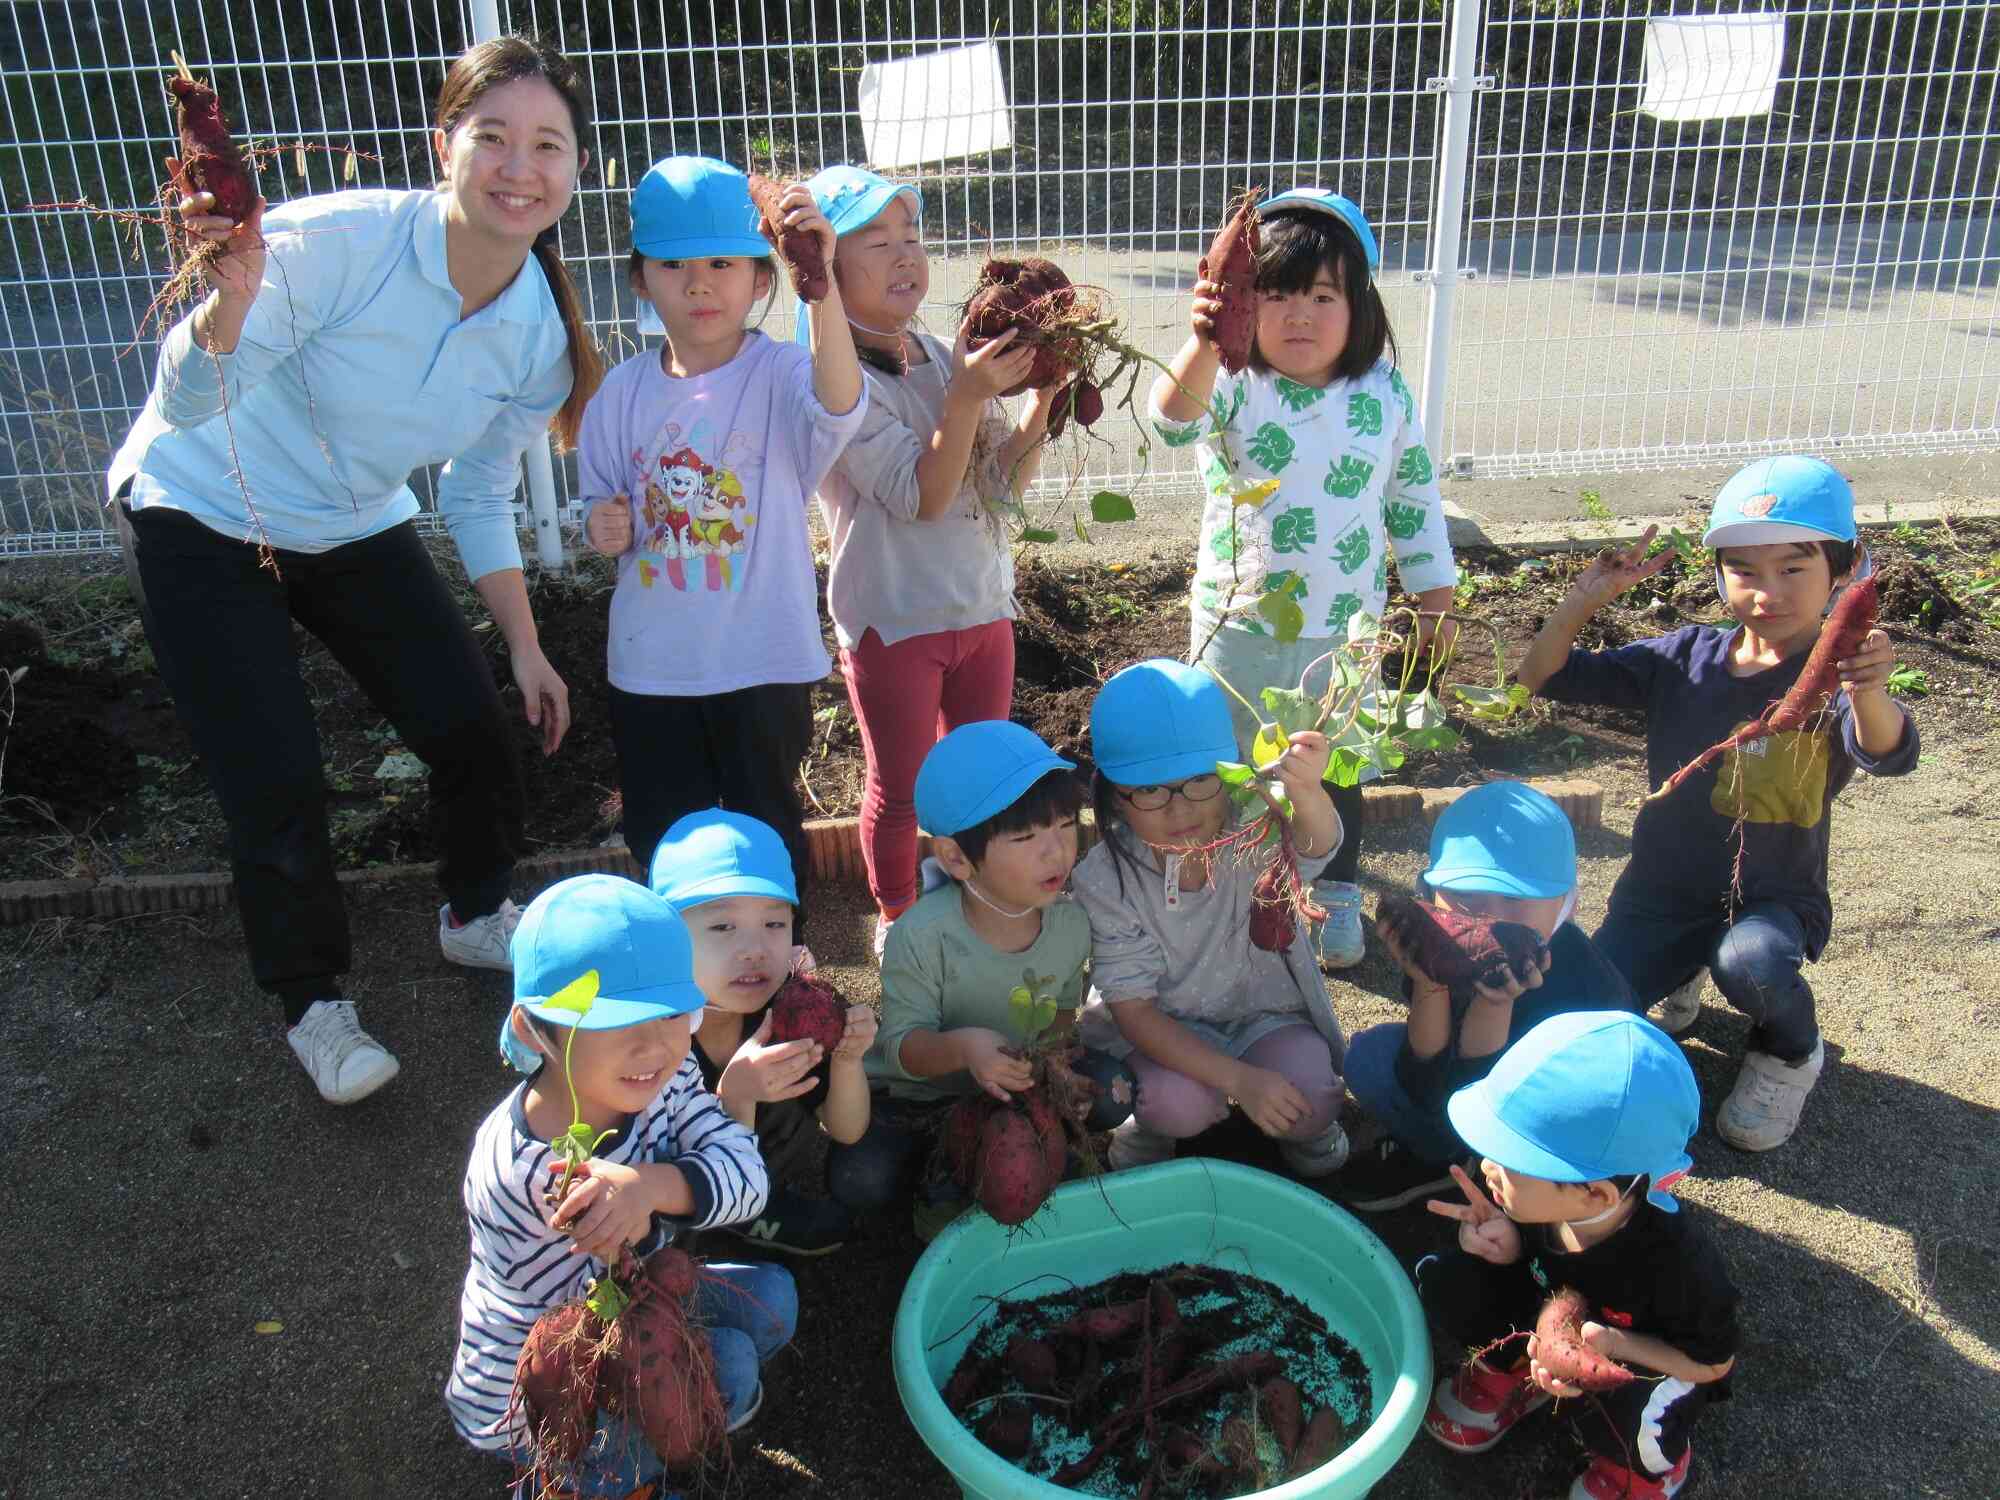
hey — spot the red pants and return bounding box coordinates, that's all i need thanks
[841,620,1015,914]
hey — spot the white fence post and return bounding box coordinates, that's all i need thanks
[468,0,567,571]
[1419,0,1488,458]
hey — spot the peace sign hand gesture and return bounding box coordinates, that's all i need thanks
[1563,524,1679,616]
[1426,1163,1523,1265]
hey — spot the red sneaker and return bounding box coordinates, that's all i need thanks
[1568,1445,1692,1499]
[1424,1356,1552,1454]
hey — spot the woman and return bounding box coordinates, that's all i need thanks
[108,36,603,1105]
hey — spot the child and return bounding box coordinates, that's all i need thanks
[1517,456,1916,1150]
[804,164,1062,957]
[649,808,878,1257]
[1073,659,1350,1176]
[580,155,866,938]
[446,874,794,1495]
[1150,188,1461,968]
[840,720,1133,1238]
[1340,781,1638,1211]
[1419,1011,1737,1500]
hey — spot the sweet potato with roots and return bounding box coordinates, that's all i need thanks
[1288,1405,1347,1477]
[1376,891,1548,994]
[746,173,830,303]
[1649,572,1880,804]
[1531,1287,1635,1392]
[601,1247,729,1468]
[767,973,847,1054]
[168,70,258,229]
[1005,1334,1060,1394]
[964,257,1082,395]
[513,1301,608,1477]
[977,1397,1035,1459]
[1198,189,1263,372]
[973,1105,1049,1226]
[1257,1375,1304,1460]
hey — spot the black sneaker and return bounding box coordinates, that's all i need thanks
[1335,1138,1457,1213]
[725,1186,851,1257]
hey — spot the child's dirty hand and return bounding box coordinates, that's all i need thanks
[719,1013,825,1114]
[1836,627,1895,697]
[777,182,838,263]
[1230,1062,1310,1138]
[550,1158,654,1262]
[962,1028,1035,1101]
[585,496,634,556]
[831,1003,878,1064]
[1376,907,1450,996]
[1468,947,1552,1008]
[1269,728,1333,799]
[1564,524,1676,614]
[1188,275,1225,349]
[953,318,1037,401]
[1426,1163,1522,1264]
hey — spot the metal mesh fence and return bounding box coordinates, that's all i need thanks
[2,0,1994,556]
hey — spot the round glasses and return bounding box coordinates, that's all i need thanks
[1116,773,1225,811]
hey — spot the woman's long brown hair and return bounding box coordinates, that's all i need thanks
[435,35,604,451]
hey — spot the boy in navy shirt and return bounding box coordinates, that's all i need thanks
[1517,456,1916,1150]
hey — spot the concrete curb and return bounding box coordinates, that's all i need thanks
[1444,497,1996,552]
[0,779,1603,925]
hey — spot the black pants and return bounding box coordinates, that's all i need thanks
[1418,1250,1713,1477]
[124,505,522,1021]
[1323,780,1363,883]
[608,680,813,937]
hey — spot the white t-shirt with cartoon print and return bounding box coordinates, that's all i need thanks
[578,333,867,695]
[1149,358,1458,639]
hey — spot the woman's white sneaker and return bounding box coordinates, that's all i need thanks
[288,1000,399,1105]
[438,898,522,971]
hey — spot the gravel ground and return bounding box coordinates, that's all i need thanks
[3,720,1996,1500]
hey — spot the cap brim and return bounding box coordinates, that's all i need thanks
[1098,747,1231,788]
[1255,192,1380,271]
[632,232,772,260]
[1703,519,1844,548]
[926,751,1076,836]
[1445,1082,1595,1184]
[1428,869,1572,901]
[520,982,707,1028]
[658,873,797,910]
[829,183,921,236]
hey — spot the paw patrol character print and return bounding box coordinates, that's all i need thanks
[684,464,754,593]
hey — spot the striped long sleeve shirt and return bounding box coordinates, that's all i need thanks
[444,1057,767,1452]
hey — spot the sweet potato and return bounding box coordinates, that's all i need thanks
[1257,1375,1304,1461]
[1650,572,1880,803]
[1376,892,1548,994]
[1051,1297,1148,1344]
[1287,1405,1347,1476]
[746,173,829,303]
[1532,1287,1633,1392]
[512,1300,605,1472]
[977,1396,1035,1459]
[974,1105,1049,1226]
[942,1095,994,1189]
[1198,190,1262,373]
[767,973,847,1055]
[962,257,1082,395]
[602,1249,729,1468]
[1249,858,1298,952]
[1022,1085,1068,1186]
[168,70,257,228]
[1005,1333,1060,1394]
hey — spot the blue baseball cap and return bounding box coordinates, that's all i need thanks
[649,809,798,910]
[1257,187,1380,274]
[630,156,769,261]
[1425,782,1576,901]
[501,875,706,1072]
[1090,660,1238,787]
[915,721,1075,838]
[805,164,923,237]
[1447,1012,1700,1213]
[1703,455,1857,549]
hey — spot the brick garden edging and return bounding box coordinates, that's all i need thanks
[0,778,1602,925]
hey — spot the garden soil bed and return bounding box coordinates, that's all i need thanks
[2,523,1996,884]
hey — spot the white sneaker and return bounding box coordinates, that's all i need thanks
[288,1000,399,1105]
[1652,973,1704,1036]
[872,914,894,962]
[1716,1037,1824,1152]
[439,898,521,972]
[1281,1120,1352,1178]
[1312,880,1367,969]
[1106,1120,1177,1171]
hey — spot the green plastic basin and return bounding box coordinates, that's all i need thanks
[892,1159,1431,1499]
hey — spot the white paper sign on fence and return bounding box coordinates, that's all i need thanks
[859,43,1013,167]
[1641,16,1786,122]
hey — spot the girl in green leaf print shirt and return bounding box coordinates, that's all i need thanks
[1151,188,1460,969]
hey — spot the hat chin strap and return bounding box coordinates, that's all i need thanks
[846,313,907,339]
[963,876,1035,921]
